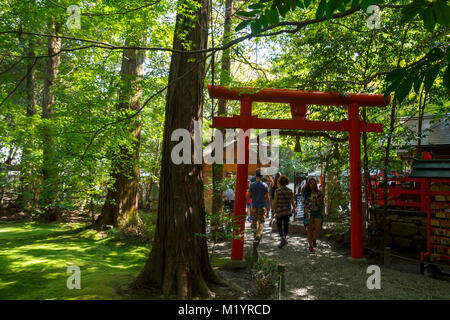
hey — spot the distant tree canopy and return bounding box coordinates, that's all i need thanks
[0,0,447,215]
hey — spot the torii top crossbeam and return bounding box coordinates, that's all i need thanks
[208,85,390,133]
[207,84,390,261]
[208,85,389,106]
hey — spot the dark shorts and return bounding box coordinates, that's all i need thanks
[310,210,322,219]
[304,210,323,226]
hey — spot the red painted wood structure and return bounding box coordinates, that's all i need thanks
[368,175,450,263]
[366,158,450,265]
[208,85,390,260]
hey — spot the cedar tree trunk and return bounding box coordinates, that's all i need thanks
[132,0,221,299]
[41,21,61,221]
[18,37,37,212]
[95,36,145,229]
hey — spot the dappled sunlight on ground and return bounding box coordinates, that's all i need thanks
[1,219,448,300]
[210,219,450,300]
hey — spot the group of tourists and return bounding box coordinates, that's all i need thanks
[245,169,324,257]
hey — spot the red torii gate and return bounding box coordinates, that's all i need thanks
[208,85,390,260]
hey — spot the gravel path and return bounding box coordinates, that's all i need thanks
[211,220,450,300]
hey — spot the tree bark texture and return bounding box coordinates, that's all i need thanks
[95,35,145,229]
[41,21,61,221]
[132,0,221,299]
[18,37,38,212]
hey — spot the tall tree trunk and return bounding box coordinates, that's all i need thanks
[132,0,222,299]
[41,21,61,221]
[95,35,145,229]
[212,0,233,231]
[417,87,427,147]
[17,37,37,212]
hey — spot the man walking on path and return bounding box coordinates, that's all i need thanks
[246,169,270,260]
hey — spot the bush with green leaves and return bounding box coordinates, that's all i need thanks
[249,254,279,298]
[204,175,237,240]
[103,211,156,244]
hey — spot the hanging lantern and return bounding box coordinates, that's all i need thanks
[333,144,340,158]
[294,136,302,152]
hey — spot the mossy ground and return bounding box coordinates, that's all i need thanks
[0,220,151,300]
[0,218,234,300]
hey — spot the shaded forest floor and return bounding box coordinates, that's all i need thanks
[210,220,450,300]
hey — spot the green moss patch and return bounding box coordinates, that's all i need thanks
[0,221,151,300]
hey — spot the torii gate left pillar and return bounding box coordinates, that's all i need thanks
[231,97,251,260]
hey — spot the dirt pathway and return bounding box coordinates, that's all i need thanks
[211,220,450,300]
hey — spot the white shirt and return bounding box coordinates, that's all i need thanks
[224,189,235,201]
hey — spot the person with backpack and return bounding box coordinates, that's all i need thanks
[272,175,296,249]
[303,177,324,253]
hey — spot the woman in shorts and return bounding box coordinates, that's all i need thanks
[303,178,324,253]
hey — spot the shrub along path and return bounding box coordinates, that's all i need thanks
[210,219,450,300]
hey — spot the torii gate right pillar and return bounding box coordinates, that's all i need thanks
[348,103,363,259]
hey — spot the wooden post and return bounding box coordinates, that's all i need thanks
[420,252,425,275]
[277,264,286,292]
[384,247,391,267]
[362,200,367,246]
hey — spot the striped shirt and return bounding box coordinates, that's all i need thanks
[274,186,293,217]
